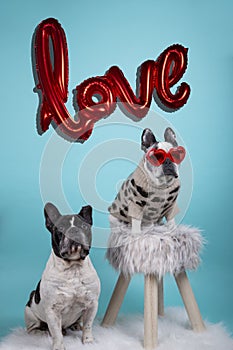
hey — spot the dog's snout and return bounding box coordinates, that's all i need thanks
[162,159,178,178]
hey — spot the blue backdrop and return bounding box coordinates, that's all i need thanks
[1,0,233,338]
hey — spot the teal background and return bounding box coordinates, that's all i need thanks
[1,0,233,339]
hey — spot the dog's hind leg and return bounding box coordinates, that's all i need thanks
[24,306,44,334]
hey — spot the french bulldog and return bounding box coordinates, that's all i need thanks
[25,203,100,350]
[108,127,186,233]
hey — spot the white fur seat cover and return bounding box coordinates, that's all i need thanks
[106,217,204,278]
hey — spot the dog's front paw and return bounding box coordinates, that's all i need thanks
[166,219,177,232]
[82,331,94,344]
[52,343,66,350]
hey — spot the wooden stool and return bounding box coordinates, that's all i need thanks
[101,222,206,349]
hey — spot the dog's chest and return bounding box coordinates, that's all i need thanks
[53,267,97,306]
[39,254,100,324]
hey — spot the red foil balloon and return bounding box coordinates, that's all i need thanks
[34,18,94,141]
[155,44,191,110]
[76,77,117,121]
[33,18,191,142]
[105,60,155,119]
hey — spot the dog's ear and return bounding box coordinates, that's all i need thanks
[78,205,93,226]
[141,128,157,152]
[44,203,61,233]
[164,127,178,147]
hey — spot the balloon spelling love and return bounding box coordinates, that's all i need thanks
[33,18,190,142]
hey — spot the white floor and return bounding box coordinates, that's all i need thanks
[0,308,232,350]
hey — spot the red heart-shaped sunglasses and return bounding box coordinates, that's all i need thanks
[146,146,186,167]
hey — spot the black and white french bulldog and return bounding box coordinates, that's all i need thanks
[25,203,100,350]
[109,127,186,233]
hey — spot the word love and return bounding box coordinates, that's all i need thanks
[34,18,190,142]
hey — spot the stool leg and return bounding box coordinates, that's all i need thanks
[158,277,164,316]
[101,272,131,327]
[144,274,158,350]
[174,271,205,332]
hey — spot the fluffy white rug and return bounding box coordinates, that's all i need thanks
[0,308,232,350]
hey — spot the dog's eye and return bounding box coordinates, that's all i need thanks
[81,223,87,230]
[59,226,64,232]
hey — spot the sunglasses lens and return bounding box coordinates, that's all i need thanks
[169,146,186,164]
[146,149,165,166]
